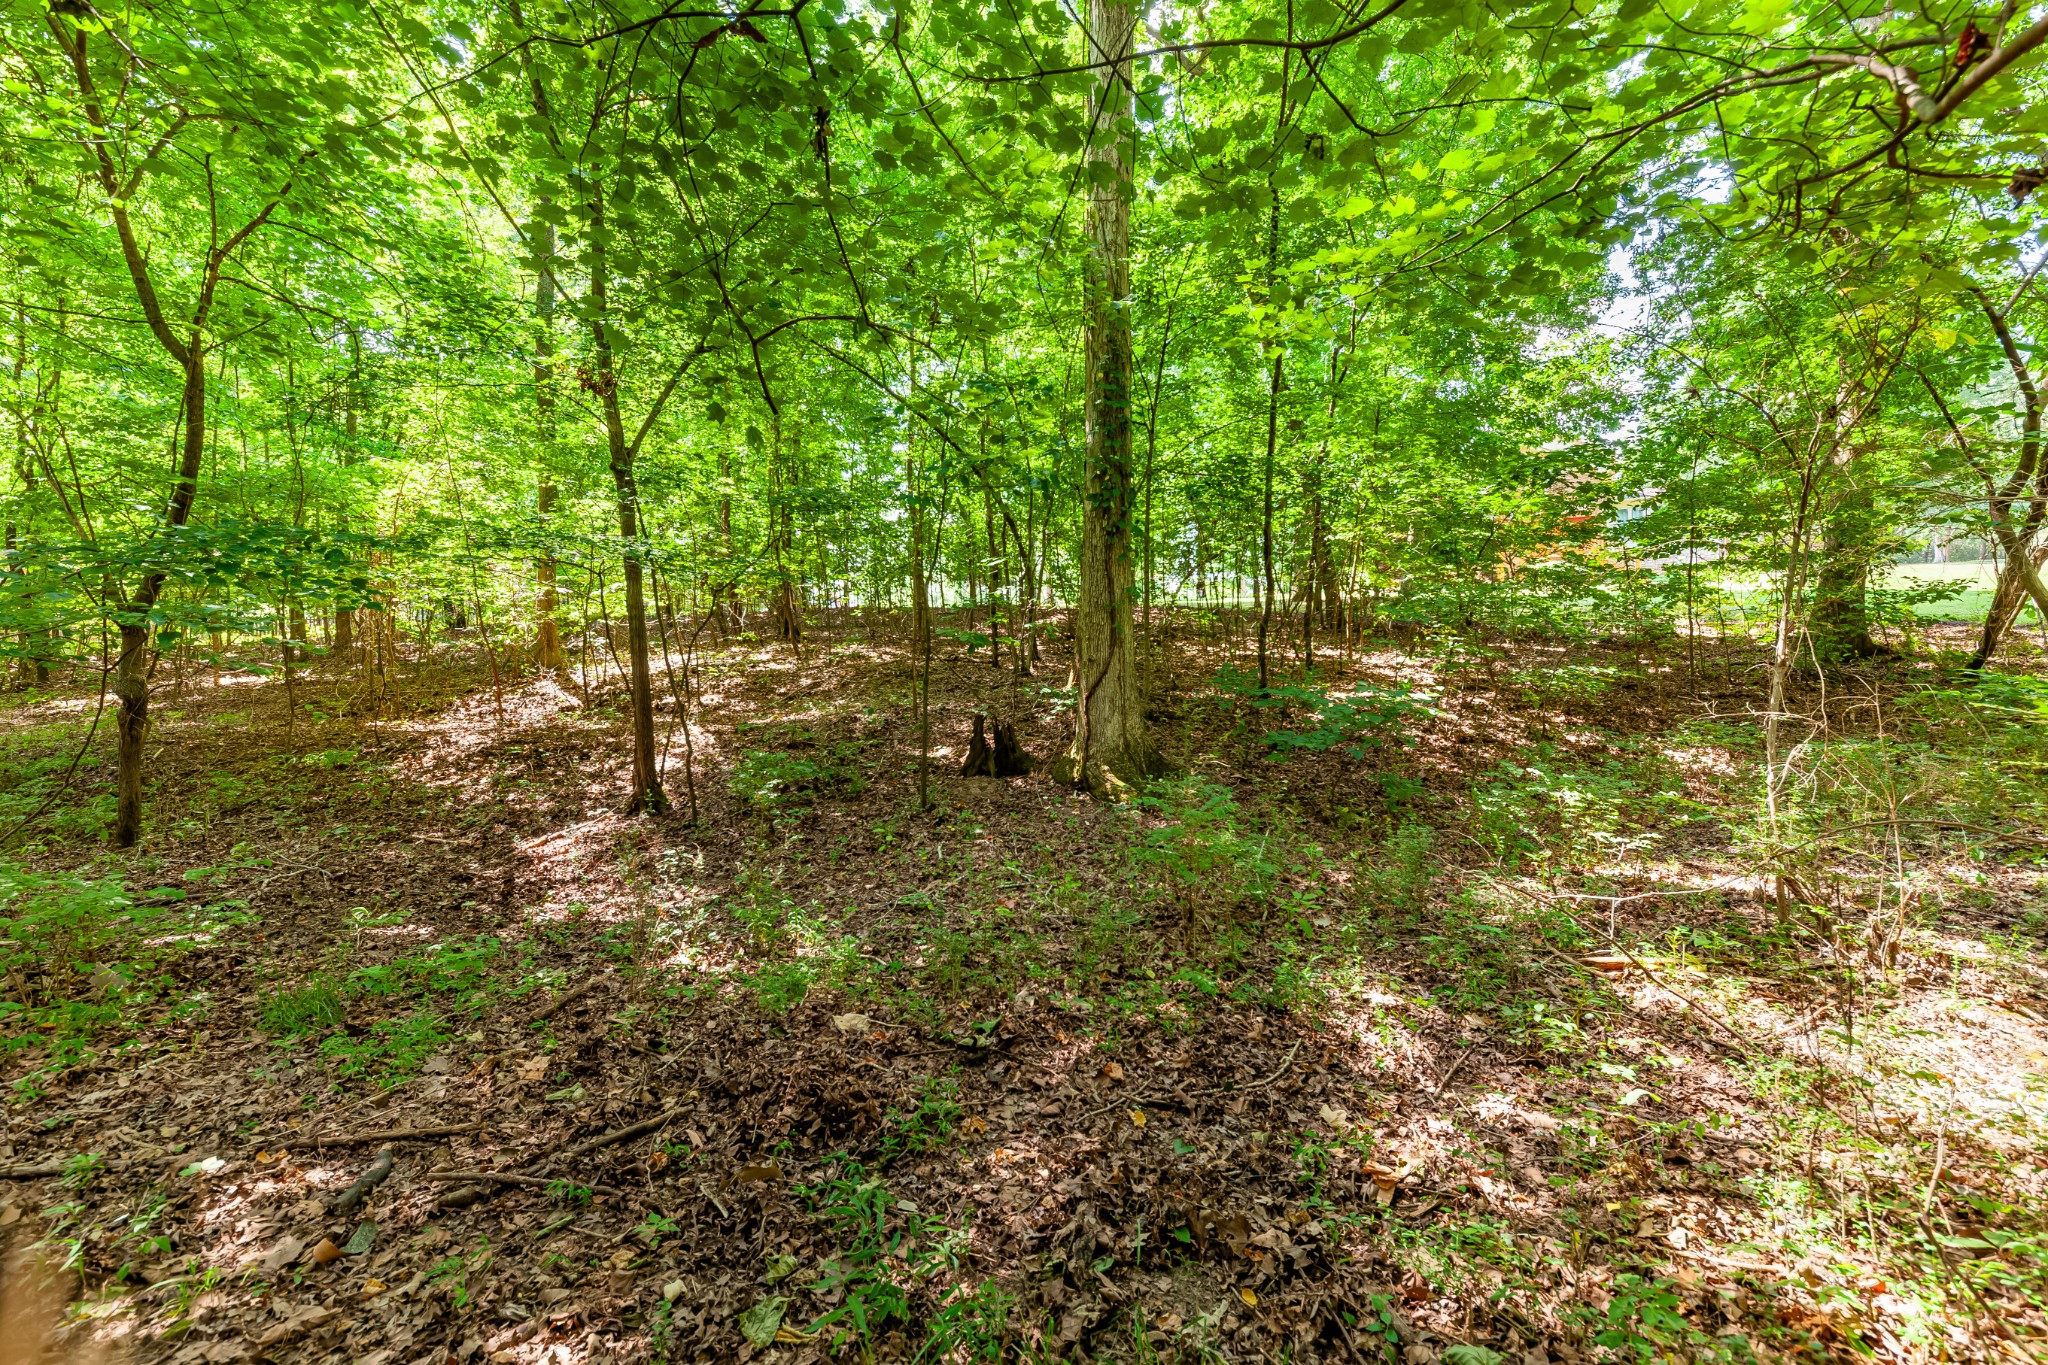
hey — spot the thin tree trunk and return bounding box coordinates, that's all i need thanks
[1256,193,1283,692]
[587,185,665,814]
[534,215,564,671]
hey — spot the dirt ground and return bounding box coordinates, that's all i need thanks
[1,613,2044,1364]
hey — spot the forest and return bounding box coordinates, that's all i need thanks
[1,0,2048,1360]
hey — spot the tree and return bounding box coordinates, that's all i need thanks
[1055,0,1167,798]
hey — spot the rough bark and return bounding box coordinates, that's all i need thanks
[1054,0,1167,798]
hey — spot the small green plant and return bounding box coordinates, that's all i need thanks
[917,1278,1012,1362]
[882,1075,961,1162]
[730,745,864,824]
[260,983,344,1036]
[545,1179,593,1206]
[747,961,813,1013]
[426,1237,491,1310]
[348,937,500,1007]
[797,1159,974,1350]
[320,1009,450,1087]
[1583,1273,1749,1362]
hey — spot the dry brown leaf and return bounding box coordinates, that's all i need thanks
[1100,1060,1124,1081]
[1238,1287,1258,1307]
[734,1162,783,1183]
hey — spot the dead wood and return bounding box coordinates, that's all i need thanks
[331,1146,394,1213]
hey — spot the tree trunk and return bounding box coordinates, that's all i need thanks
[1809,480,1880,660]
[114,353,206,847]
[1962,290,2048,674]
[770,413,802,644]
[1256,193,1283,691]
[587,186,665,813]
[534,216,564,671]
[1055,0,1166,798]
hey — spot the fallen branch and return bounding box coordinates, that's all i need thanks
[332,1147,394,1213]
[525,976,604,1025]
[0,1162,64,1180]
[437,1103,685,1210]
[1082,1040,1303,1122]
[1543,901,1758,1057]
[418,1171,626,1197]
[293,1122,482,1149]
[1430,1046,1483,1097]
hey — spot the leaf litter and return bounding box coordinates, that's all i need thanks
[0,626,2041,1363]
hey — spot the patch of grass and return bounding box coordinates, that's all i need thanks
[0,862,250,1089]
[259,983,344,1036]
[730,742,866,826]
[347,937,500,1012]
[881,1075,960,1162]
[320,1009,450,1087]
[796,1159,981,1353]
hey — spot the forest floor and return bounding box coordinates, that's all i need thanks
[1,615,2045,1365]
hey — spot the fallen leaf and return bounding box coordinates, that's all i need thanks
[774,1325,815,1344]
[831,1012,873,1034]
[734,1162,783,1183]
[1318,1104,1348,1128]
[259,1236,306,1273]
[663,1280,685,1301]
[518,1056,549,1082]
[362,1279,388,1298]
[343,1221,377,1256]
[960,1116,987,1137]
[0,1204,20,1227]
[1238,1287,1258,1308]
[738,1296,789,1349]
[252,1304,339,1347]
[1100,1060,1124,1081]
[1129,1109,1146,1127]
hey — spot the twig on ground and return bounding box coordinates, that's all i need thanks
[437,1104,686,1209]
[1922,1104,1950,1218]
[0,1162,64,1180]
[1548,883,1740,906]
[1542,900,1758,1056]
[1431,1046,1483,1097]
[525,976,604,1025]
[289,1123,482,1148]
[1081,1039,1303,1122]
[332,1146,394,1212]
[419,1171,626,1197]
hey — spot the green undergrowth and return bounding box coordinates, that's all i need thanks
[0,862,249,1099]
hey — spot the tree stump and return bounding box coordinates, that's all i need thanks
[960,714,1032,777]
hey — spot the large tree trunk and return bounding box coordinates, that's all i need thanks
[1055,0,1166,798]
[1808,482,1880,660]
[587,188,665,813]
